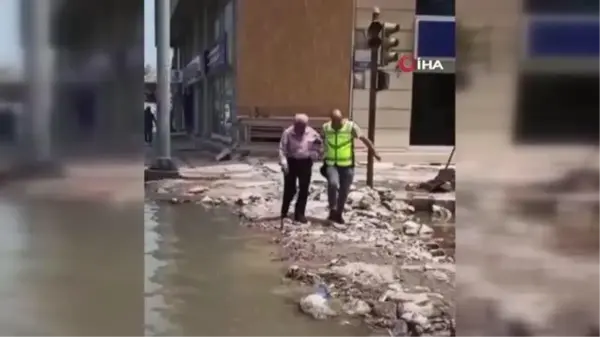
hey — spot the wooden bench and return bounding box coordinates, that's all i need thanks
[237,114,328,144]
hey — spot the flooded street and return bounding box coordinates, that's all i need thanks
[0,192,367,335]
[144,201,369,335]
[0,194,143,335]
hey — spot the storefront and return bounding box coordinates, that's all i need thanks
[514,0,599,144]
[206,0,236,142]
[409,0,456,146]
[181,55,204,135]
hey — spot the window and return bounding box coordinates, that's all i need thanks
[210,77,223,134]
[214,17,222,41]
[514,74,599,144]
[353,71,366,89]
[524,0,599,15]
[416,0,455,16]
[224,2,235,66]
[410,74,455,146]
[354,28,368,50]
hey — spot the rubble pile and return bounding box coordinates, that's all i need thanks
[149,176,455,336]
[288,263,455,336]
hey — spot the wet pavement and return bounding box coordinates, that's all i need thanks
[144,201,370,336]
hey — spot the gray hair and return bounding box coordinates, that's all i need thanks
[294,113,309,124]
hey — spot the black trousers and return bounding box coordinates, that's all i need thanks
[281,157,313,218]
[144,124,153,143]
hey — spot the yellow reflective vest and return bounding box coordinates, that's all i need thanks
[323,120,354,167]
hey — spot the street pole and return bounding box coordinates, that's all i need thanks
[148,0,180,175]
[155,0,171,161]
[21,0,54,166]
[366,12,379,188]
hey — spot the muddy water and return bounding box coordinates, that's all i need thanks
[144,201,370,336]
[0,194,143,335]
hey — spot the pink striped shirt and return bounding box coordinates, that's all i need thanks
[278,126,323,162]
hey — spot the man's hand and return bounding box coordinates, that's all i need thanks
[280,161,289,174]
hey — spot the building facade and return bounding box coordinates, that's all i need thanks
[170,0,463,147]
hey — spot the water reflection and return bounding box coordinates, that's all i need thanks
[144,202,368,336]
[0,195,143,335]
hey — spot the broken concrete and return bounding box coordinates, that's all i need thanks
[146,159,456,335]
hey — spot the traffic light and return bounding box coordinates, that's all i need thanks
[379,22,400,66]
[366,19,401,67]
[367,21,383,48]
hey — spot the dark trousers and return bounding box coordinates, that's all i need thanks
[281,157,313,218]
[144,124,153,143]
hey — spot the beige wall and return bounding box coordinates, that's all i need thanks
[456,0,521,150]
[351,0,415,147]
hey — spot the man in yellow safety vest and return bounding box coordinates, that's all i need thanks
[322,109,381,224]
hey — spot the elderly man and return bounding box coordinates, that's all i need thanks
[323,109,381,224]
[279,114,323,223]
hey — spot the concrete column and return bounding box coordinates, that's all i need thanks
[201,5,210,137]
[192,14,202,136]
[155,0,172,159]
[20,0,55,165]
[148,0,178,174]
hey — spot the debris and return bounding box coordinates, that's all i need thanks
[149,162,455,335]
[215,148,232,162]
[299,285,337,320]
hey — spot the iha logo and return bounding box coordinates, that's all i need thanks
[396,54,444,72]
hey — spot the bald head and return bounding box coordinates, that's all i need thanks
[330,109,344,125]
[292,113,309,134]
[294,113,309,124]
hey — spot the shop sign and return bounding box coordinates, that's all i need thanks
[182,55,203,85]
[205,35,228,74]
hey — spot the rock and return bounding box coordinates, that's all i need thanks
[187,186,208,194]
[286,265,320,284]
[402,220,433,237]
[299,292,337,320]
[343,298,371,316]
[355,210,379,219]
[402,220,421,236]
[243,192,262,203]
[371,301,397,319]
[428,270,450,283]
[168,197,189,204]
[330,262,395,286]
[419,224,434,237]
[375,186,393,198]
[200,195,213,204]
[380,287,430,304]
[235,192,261,206]
[357,196,374,210]
[398,303,431,329]
[390,319,411,336]
[408,195,435,213]
[403,301,436,318]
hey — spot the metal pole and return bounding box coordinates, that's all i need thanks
[365,19,379,188]
[21,0,54,164]
[155,0,171,159]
